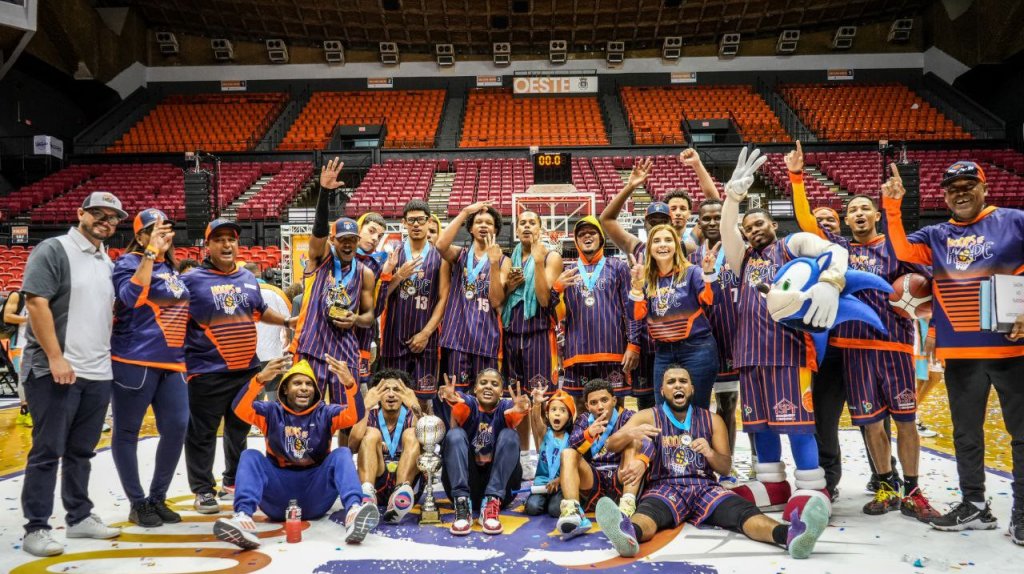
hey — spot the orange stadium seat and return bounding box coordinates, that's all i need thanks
[279,91,445,150]
[459,89,609,148]
[620,85,791,145]
[778,83,971,142]
[107,93,288,154]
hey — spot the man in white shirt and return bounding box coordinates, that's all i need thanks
[246,263,292,401]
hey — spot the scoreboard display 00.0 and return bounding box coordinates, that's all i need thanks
[532,152,572,185]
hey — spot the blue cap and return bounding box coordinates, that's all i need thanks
[940,161,986,188]
[645,202,670,219]
[133,208,172,234]
[333,217,360,238]
[204,218,242,242]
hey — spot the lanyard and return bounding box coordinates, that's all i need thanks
[465,244,489,283]
[331,245,358,291]
[577,256,606,293]
[403,239,431,270]
[542,429,569,479]
[378,406,408,458]
[661,403,693,432]
[588,409,620,457]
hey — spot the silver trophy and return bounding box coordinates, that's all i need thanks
[415,415,446,524]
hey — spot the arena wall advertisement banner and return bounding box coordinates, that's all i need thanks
[32,135,63,159]
[827,68,855,80]
[367,77,394,89]
[290,233,311,285]
[476,75,503,87]
[512,75,598,94]
[220,80,247,91]
[670,71,697,83]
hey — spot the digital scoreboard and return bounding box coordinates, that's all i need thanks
[532,152,572,185]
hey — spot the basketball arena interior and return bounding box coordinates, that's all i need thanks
[1,1,1023,573]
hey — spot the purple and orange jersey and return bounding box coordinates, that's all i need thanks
[634,265,715,343]
[885,200,1024,360]
[290,253,365,370]
[568,408,635,467]
[438,247,506,359]
[181,263,267,375]
[555,255,640,368]
[631,243,657,358]
[436,392,526,464]
[366,405,417,462]
[734,240,815,370]
[689,244,741,378]
[379,244,443,359]
[111,254,189,371]
[355,250,386,374]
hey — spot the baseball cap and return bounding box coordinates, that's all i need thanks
[645,202,670,220]
[204,218,242,242]
[133,208,173,234]
[333,217,360,239]
[82,191,128,219]
[941,161,986,188]
[573,215,606,243]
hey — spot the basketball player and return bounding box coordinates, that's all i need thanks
[555,217,640,401]
[883,161,1024,543]
[556,379,642,539]
[349,368,423,525]
[291,158,375,409]
[434,201,508,389]
[354,212,388,385]
[593,365,829,559]
[378,200,449,410]
[721,147,840,516]
[787,143,938,519]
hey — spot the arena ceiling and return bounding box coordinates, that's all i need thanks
[95,0,930,54]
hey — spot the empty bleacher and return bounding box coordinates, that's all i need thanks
[107,93,288,153]
[3,166,102,219]
[620,85,791,145]
[0,246,30,293]
[459,89,608,148]
[236,162,316,220]
[779,83,971,142]
[345,159,444,218]
[279,90,445,150]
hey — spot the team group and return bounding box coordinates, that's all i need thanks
[9,142,1023,560]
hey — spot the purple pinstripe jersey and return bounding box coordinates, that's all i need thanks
[568,408,635,467]
[735,239,814,369]
[643,405,718,487]
[366,406,415,461]
[505,252,557,335]
[631,243,656,355]
[380,243,442,358]
[293,253,364,366]
[560,256,640,366]
[689,245,741,375]
[438,247,505,358]
[355,251,384,356]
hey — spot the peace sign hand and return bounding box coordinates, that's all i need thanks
[325,354,356,388]
[320,157,345,190]
[725,147,767,202]
[555,266,581,289]
[508,381,531,414]
[702,241,721,274]
[530,382,549,405]
[881,163,906,200]
[438,374,463,403]
[484,233,504,265]
[587,408,611,438]
[395,256,423,282]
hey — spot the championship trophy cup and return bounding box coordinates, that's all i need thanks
[415,415,446,524]
[326,285,352,320]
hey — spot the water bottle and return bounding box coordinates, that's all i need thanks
[285,499,302,543]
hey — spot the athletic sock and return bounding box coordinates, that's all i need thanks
[904,475,918,493]
[632,521,645,541]
[970,500,987,510]
[877,471,897,489]
[772,524,788,545]
[19,405,28,415]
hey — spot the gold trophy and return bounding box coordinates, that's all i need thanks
[415,415,446,524]
[326,284,353,320]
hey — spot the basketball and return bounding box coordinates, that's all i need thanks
[889,273,933,319]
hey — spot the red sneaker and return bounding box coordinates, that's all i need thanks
[901,487,941,522]
[449,496,472,536]
[480,496,503,535]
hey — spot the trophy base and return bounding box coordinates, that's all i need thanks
[328,309,353,321]
[419,508,441,525]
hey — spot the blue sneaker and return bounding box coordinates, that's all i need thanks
[595,497,639,557]
[787,496,829,559]
[557,499,592,540]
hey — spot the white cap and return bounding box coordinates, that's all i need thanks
[81,191,128,219]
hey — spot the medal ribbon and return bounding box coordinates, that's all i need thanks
[403,238,431,270]
[330,245,358,293]
[576,256,606,295]
[465,244,489,292]
[378,406,408,459]
[661,403,693,432]
[588,408,620,457]
[541,428,569,481]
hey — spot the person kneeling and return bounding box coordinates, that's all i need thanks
[436,369,531,536]
[595,365,828,559]
[349,369,424,524]
[213,356,378,549]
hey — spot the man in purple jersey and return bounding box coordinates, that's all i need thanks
[291,158,376,413]
[434,201,508,390]
[594,365,828,559]
[354,212,387,385]
[721,148,841,519]
[555,217,640,402]
[378,200,449,413]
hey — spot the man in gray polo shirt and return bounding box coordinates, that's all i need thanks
[19,192,126,557]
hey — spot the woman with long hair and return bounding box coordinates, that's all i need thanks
[629,224,720,409]
[110,208,190,527]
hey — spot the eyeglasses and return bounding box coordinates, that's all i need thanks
[404,216,429,225]
[86,209,122,224]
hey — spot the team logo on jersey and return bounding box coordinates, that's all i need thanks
[473,423,494,454]
[861,401,874,414]
[211,284,247,314]
[156,272,186,299]
[946,235,994,271]
[671,447,689,475]
[607,370,625,389]
[285,426,309,460]
[418,374,437,393]
[896,389,916,410]
[849,254,883,275]
[529,375,550,392]
[745,258,777,288]
[773,399,797,422]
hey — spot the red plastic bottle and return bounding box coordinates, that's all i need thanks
[285,499,302,543]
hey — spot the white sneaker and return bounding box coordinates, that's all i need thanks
[520,452,537,481]
[214,512,260,549]
[917,422,938,438]
[384,483,416,524]
[23,529,63,557]
[344,503,380,544]
[66,514,120,539]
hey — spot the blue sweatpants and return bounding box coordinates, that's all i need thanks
[233,448,362,521]
[111,362,189,504]
[441,426,522,510]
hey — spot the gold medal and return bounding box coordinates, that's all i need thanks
[465,282,476,300]
[386,461,398,473]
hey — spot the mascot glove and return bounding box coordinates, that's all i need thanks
[800,282,840,329]
[725,147,768,202]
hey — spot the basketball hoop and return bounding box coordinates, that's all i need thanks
[546,229,564,248]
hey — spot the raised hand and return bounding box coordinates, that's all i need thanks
[627,157,654,189]
[702,242,721,274]
[679,148,703,170]
[256,355,291,384]
[362,385,382,410]
[630,262,645,291]
[484,233,503,265]
[395,256,423,283]
[586,408,611,438]
[881,163,906,200]
[724,147,767,202]
[530,228,549,261]
[555,266,581,289]
[438,374,463,403]
[530,382,549,405]
[398,384,421,413]
[325,354,356,388]
[320,157,345,190]
[784,140,804,174]
[382,246,400,275]
[509,381,531,414]
[147,221,175,256]
[461,201,493,217]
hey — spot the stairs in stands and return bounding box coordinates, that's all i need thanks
[602,91,633,147]
[428,171,456,220]
[617,169,651,217]
[805,166,846,197]
[435,87,465,148]
[222,175,274,220]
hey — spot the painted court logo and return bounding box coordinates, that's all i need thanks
[946,235,994,271]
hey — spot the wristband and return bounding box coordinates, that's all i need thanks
[144,247,158,260]
[702,271,719,283]
[628,289,645,302]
